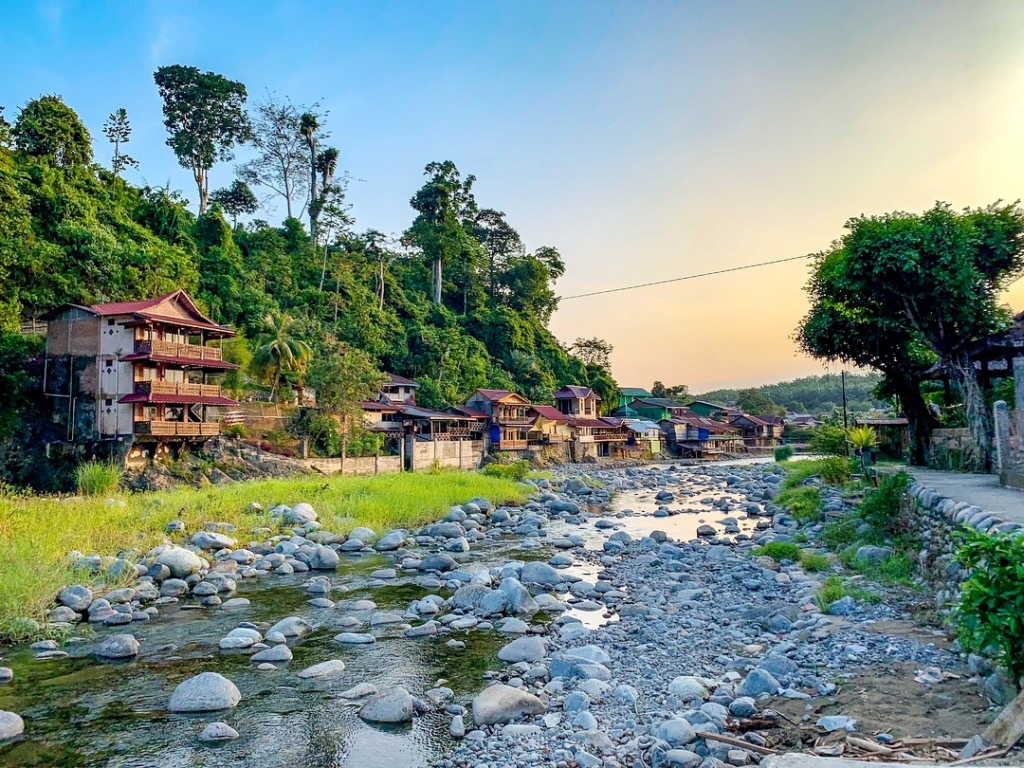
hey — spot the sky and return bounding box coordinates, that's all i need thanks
[3,0,1024,392]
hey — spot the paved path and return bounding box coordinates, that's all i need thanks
[910,468,1024,526]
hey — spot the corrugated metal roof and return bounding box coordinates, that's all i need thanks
[118,393,238,406]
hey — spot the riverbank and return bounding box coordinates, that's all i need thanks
[0,472,528,641]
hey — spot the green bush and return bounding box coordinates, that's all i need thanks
[860,471,913,539]
[801,552,831,572]
[822,517,859,550]
[74,461,122,496]
[954,530,1024,683]
[816,576,846,610]
[223,423,247,439]
[752,542,802,562]
[481,459,530,482]
[774,445,794,462]
[810,424,848,457]
[818,456,850,486]
[777,486,821,522]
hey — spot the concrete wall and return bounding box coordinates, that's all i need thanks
[300,454,403,476]
[408,440,487,472]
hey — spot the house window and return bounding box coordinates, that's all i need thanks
[107,319,115,326]
[105,398,113,406]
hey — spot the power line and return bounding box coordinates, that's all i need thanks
[558,253,814,301]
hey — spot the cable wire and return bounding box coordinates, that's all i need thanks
[557,253,814,301]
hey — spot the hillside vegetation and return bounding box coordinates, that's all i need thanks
[697,372,885,417]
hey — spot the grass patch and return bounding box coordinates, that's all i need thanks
[822,517,859,551]
[0,471,527,640]
[752,542,802,562]
[74,461,122,496]
[776,486,821,522]
[780,459,826,489]
[800,552,831,572]
[818,457,850,486]
[774,445,794,462]
[815,575,882,611]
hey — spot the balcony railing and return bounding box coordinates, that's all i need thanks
[134,380,222,398]
[135,339,223,361]
[135,421,221,437]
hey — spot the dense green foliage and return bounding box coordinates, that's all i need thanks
[698,372,885,417]
[954,529,1024,685]
[798,202,1024,467]
[0,86,615,447]
[751,541,802,562]
[817,456,850,486]
[774,445,794,462]
[859,471,914,541]
[73,461,122,496]
[481,459,531,482]
[810,424,848,457]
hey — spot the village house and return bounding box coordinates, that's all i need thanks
[554,385,601,417]
[729,413,783,447]
[685,400,729,418]
[621,419,664,456]
[42,290,238,461]
[627,397,690,422]
[660,410,742,459]
[526,405,574,447]
[617,387,652,408]
[459,389,533,450]
[569,416,629,459]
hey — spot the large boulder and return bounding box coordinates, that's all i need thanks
[498,578,539,615]
[267,616,312,638]
[0,711,23,741]
[375,530,407,551]
[57,585,92,612]
[472,684,546,725]
[520,561,562,586]
[190,531,236,550]
[285,503,318,525]
[419,553,457,573]
[168,672,241,712]
[656,718,697,747]
[497,636,546,664]
[310,546,340,570]
[297,659,346,679]
[449,585,493,612]
[736,669,780,697]
[156,547,203,578]
[250,645,292,663]
[667,676,708,701]
[92,634,140,660]
[359,687,415,723]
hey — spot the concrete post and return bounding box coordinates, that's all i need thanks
[1015,358,1024,459]
[994,400,1011,473]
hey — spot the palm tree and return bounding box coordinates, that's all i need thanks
[253,313,312,401]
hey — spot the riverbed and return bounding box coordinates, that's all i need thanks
[0,463,764,767]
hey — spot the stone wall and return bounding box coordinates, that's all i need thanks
[408,440,486,472]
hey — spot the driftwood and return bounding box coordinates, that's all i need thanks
[982,686,1024,748]
[696,730,778,756]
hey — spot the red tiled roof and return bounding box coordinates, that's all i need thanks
[451,405,490,419]
[474,389,513,401]
[529,405,569,422]
[569,417,611,428]
[120,353,239,370]
[555,385,599,400]
[90,294,171,315]
[123,313,233,335]
[385,372,419,387]
[118,393,238,406]
[359,401,400,412]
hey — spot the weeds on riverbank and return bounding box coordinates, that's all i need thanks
[0,471,527,641]
[776,486,821,522]
[74,461,122,496]
[752,542,802,562]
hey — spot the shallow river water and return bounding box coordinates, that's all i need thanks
[0,463,762,768]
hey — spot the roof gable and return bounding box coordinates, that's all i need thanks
[554,385,600,400]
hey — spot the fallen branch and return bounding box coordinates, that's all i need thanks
[948,745,1013,766]
[696,731,777,756]
[847,736,894,754]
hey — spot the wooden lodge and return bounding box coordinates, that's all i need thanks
[42,290,238,456]
[461,389,533,451]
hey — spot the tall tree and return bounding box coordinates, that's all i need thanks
[569,337,614,370]
[405,161,479,305]
[800,202,1024,469]
[474,208,523,297]
[306,337,387,423]
[299,111,341,243]
[12,94,92,167]
[153,65,251,214]
[0,106,11,149]
[237,92,310,219]
[102,107,138,176]
[253,312,312,401]
[210,180,259,225]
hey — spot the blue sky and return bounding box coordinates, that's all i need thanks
[4,1,1024,390]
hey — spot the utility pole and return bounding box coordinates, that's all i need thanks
[841,370,848,429]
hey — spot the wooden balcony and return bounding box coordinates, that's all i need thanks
[134,380,222,398]
[497,439,528,450]
[135,339,223,361]
[135,421,221,437]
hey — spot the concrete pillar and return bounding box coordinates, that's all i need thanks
[994,400,1011,472]
[1015,358,1024,458]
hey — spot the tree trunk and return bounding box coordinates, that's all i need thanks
[949,351,992,471]
[308,137,318,243]
[378,260,385,311]
[433,259,442,304]
[891,376,935,466]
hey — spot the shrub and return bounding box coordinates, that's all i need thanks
[810,424,847,457]
[816,576,846,610]
[774,445,794,462]
[953,529,1024,683]
[74,461,122,496]
[481,459,530,482]
[777,486,821,522]
[223,423,247,439]
[817,456,850,486]
[752,542,802,562]
[801,552,831,572]
[860,471,913,539]
[822,517,859,550]
[846,426,877,450]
